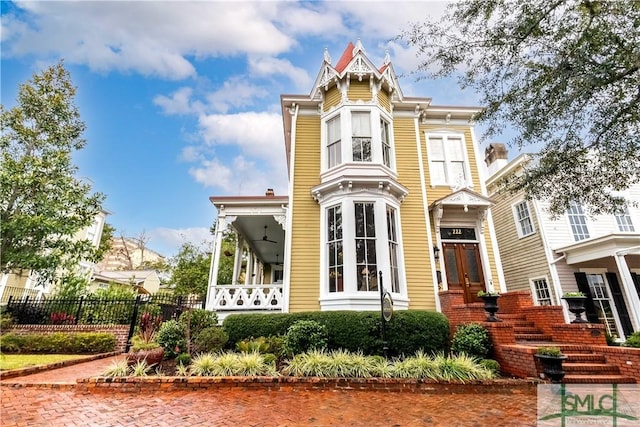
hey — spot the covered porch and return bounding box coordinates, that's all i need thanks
[205,190,289,318]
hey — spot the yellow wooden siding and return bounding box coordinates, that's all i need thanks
[347,81,372,103]
[324,87,342,112]
[393,118,435,310]
[491,190,550,291]
[418,124,502,287]
[289,115,322,312]
[377,90,391,113]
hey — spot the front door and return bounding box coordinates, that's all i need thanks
[443,242,486,303]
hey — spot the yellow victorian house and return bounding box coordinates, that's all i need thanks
[206,41,504,318]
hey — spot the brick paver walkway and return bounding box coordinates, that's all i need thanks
[1,356,538,426]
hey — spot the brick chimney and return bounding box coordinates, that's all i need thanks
[265,188,275,197]
[484,143,509,176]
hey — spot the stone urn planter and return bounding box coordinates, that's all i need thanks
[562,293,588,323]
[535,347,567,384]
[478,292,501,322]
[126,346,165,367]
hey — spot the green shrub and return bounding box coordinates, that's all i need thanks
[479,359,501,375]
[0,332,115,354]
[0,333,25,352]
[283,320,328,355]
[193,326,228,354]
[385,311,450,357]
[179,309,218,339]
[223,310,449,357]
[1,313,13,331]
[450,323,491,359]
[175,353,192,367]
[624,331,640,348]
[156,320,186,358]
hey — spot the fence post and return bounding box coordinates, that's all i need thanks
[74,296,84,325]
[126,295,142,352]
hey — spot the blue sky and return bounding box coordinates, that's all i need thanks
[1,1,512,258]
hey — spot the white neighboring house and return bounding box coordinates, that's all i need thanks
[89,269,161,295]
[0,209,108,303]
[485,144,640,341]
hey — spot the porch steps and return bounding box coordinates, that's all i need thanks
[516,333,553,342]
[562,374,637,384]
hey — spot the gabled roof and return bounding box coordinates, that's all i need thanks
[309,39,403,101]
[429,188,493,210]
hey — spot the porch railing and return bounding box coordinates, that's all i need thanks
[210,284,283,311]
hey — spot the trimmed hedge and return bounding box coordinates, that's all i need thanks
[0,332,116,354]
[223,310,449,357]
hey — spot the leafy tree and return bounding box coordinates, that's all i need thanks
[95,222,115,262]
[401,0,639,215]
[170,242,210,298]
[0,61,105,283]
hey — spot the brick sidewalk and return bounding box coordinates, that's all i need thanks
[1,386,537,426]
[0,356,538,426]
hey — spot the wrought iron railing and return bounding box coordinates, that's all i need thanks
[210,284,284,311]
[5,293,205,326]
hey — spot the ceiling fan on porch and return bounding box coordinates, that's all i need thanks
[274,254,283,266]
[255,225,278,244]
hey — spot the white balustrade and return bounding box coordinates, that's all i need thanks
[211,284,283,311]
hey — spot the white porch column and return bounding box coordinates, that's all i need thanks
[206,216,226,311]
[233,237,244,285]
[614,252,640,333]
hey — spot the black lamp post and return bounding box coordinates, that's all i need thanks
[379,271,393,358]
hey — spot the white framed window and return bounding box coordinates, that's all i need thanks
[567,202,590,241]
[386,206,400,293]
[426,133,468,186]
[586,273,619,337]
[513,200,535,238]
[355,202,378,291]
[615,208,635,232]
[327,115,342,169]
[530,277,553,305]
[327,204,343,293]
[351,112,372,162]
[381,118,391,168]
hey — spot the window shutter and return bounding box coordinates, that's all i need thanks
[606,273,633,338]
[573,272,600,323]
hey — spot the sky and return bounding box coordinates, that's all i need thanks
[1,1,512,258]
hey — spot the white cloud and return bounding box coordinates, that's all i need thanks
[205,77,269,114]
[198,111,284,164]
[154,87,204,115]
[189,155,287,196]
[248,56,312,90]
[2,1,298,79]
[147,227,213,257]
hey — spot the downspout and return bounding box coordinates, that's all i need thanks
[283,103,299,313]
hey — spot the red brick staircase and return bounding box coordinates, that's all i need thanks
[502,312,636,384]
[440,290,640,384]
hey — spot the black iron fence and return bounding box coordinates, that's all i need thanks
[5,293,205,326]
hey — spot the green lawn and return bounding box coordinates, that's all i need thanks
[0,354,88,371]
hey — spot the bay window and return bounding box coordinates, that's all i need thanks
[355,202,377,291]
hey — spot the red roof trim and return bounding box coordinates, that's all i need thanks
[334,42,355,73]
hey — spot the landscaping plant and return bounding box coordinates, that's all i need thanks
[156,319,186,358]
[283,320,328,355]
[450,323,492,359]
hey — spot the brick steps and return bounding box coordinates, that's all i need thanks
[562,374,637,384]
[564,353,606,363]
[563,363,620,374]
[513,326,539,334]
[515,333,553,342]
